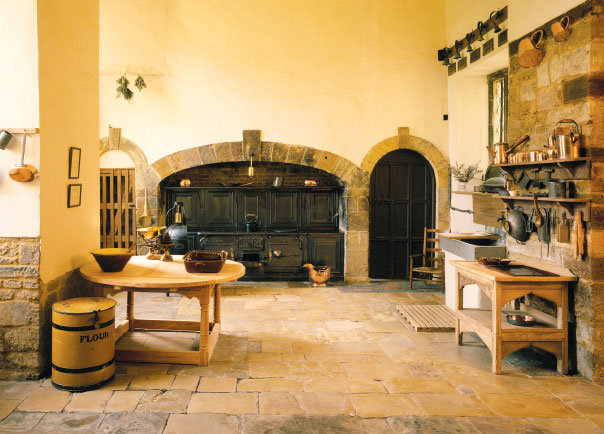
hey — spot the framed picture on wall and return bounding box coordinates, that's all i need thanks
[68,147,81,179]
[67,184,82,208]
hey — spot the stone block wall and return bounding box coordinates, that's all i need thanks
[0,237,41,379]
[507,0,603,380]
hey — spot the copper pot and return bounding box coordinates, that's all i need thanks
[486,135,530,164]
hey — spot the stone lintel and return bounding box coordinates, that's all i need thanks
[398,127,410,148]
[109,126,122,150]
[243,130,261,159]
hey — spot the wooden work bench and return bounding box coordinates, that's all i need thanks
[450,259,577,374]
[80,256,245,365]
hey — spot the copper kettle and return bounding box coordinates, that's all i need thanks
[486,135,530,164]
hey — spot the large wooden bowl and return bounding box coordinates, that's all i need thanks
[91,248,135,272]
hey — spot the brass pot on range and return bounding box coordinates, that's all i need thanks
[486,135,530,164]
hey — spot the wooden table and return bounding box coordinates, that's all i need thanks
[451,259,576,374]
[80,256,245,365]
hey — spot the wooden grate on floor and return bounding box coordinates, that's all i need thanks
[396,304,455,332]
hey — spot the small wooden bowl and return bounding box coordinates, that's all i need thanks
[91,248,134,272]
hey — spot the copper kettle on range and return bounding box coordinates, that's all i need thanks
[486,135,530,164]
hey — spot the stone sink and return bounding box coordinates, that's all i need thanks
[440,233,506,260]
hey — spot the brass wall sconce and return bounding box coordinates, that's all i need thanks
[248,153,254,177]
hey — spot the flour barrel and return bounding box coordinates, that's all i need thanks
[51,297,116,391]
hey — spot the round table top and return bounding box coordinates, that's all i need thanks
[80,255,246,288]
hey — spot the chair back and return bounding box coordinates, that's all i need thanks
[423,228,443,267]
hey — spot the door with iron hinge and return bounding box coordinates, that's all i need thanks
[100,169,136,249]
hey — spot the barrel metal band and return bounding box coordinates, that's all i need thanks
[51,318,114,332]
[52,358,115,374]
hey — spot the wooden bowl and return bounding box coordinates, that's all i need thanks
[91,248,135,272]
[183,250,227,273]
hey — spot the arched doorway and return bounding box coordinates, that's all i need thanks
[369,150,435,279]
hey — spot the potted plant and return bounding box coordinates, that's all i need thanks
[448,161,482,191]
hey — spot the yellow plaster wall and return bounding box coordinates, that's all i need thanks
[37,0,100,283]
[445,0,508,46]
[0,0,40,237]
[99,0,448,166]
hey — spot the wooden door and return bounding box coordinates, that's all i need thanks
[205,189,236,230]
[169,190,201,228]
[236,189,267,231]
[305,190,337,230]
[100,169,136,249]
[268,190,300,228]
[308,233,344,276]
[369,150,434,279]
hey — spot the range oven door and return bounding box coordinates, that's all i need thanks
[265,235,306,273]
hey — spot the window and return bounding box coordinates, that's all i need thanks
[488,69,508,147]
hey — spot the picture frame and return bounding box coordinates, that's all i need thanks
[67,184,82,208]
[68,147,81,179]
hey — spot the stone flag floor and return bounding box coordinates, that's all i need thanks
[1,282,603,433]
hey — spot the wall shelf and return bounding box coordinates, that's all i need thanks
[2,128,39,134]
[494,157,591,180]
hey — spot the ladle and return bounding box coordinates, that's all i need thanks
[8,134,39,182]
[532,194,543,228]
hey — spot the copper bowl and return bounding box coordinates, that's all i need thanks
[183,250,227,273]
[506,314,536,327]
[91,248,135,272]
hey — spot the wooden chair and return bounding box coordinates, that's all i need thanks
[409,228,444,293]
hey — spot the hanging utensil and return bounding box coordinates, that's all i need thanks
[576,210,584,258]
[558,212,570,243]
[9,134,39,182]
[532,194,543,228]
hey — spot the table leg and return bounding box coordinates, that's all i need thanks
[558,286,569,374]
[127,291,134,331]
[214,284,221,324]
[198,286,211,365]
[492,284,502,374]
[455,271,463,345]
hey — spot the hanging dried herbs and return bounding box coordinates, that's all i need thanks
[116,74,134,102]
[135,75,147,91]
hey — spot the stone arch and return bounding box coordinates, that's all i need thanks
[361,127,450,231]
[150,133,370,282]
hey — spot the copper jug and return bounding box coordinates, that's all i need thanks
[486,135,530,164]
[518,30,544,68]
[551,16,570,42]
[555,119,581,159]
